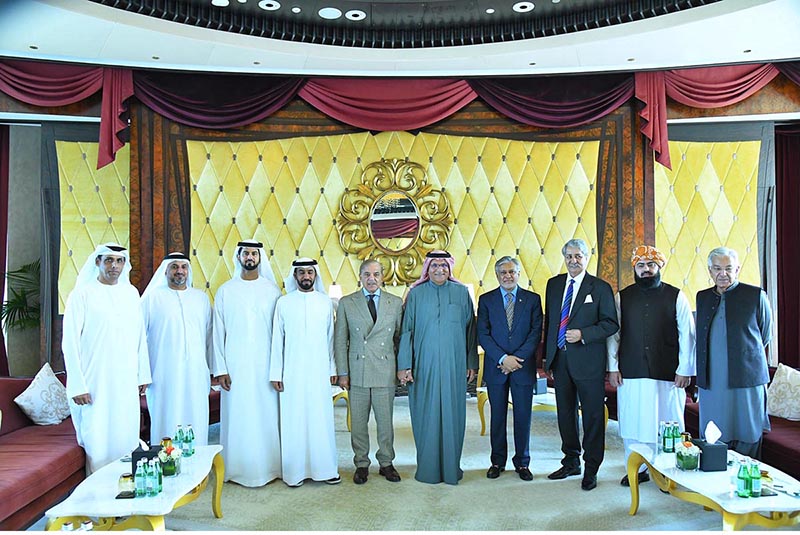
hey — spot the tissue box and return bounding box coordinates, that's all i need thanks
[131,445,163,475]
[691,439,727,472]
[534,377,548,395]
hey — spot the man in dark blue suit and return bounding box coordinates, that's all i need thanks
[477,256,543,481]
[543,239,618,491]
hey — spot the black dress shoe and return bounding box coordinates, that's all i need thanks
[581,475,597,491]
[353,467,369,485]
[547,465,581,480]
[379,464,401,482]
[486,465,505,479]
[516,467,533,481]
[620,470,650,487]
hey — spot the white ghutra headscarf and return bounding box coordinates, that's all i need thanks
[74,242,132,289]
[142,252,193,298]
[233,239,278,285]
[283,258,327,294]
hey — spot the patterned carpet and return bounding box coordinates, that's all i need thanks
[159,396,744,531]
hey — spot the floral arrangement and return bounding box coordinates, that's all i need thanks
[158,445,182,463]
[675,441,701,470]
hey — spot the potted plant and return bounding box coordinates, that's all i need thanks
[1,259,40,331]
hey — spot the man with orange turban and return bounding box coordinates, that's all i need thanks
[607,245,696,486]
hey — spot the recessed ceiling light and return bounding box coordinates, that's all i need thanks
[254,61,261,65]
[258,0,281,10]
[529,61,536,65]
[29,45,38,50]
[211,0,229,6]
[237,0,246,3]
[512,2,535,13]
[345,9,367,21]
[551,0,560,3]
[485,8,496,14]
[319,7,342,19]
[627,57,635,62]
[291,6,301,13]
[152,56,160,60]
[743,49,752,53]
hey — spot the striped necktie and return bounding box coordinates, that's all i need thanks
[505,292,515,330]
[557,279,574,350]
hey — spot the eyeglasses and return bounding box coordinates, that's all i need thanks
[429,262,449,270]
[710,266,737,274]
[498,270,519,276]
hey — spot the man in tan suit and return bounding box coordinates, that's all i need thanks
[335,259,404,484]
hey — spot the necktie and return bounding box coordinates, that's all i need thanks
[505,292,515,330]
[557,279,574,350]
[367,294,377,323]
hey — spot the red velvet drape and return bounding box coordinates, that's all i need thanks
[0,125,9,376]
[635,64,780,169]
[775,126,800,368]
[298,78,477,131]
[0,60,132,169]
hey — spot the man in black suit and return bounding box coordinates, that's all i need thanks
[477,256,543,481]
[543,239,618,491]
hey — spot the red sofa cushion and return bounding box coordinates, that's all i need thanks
[0,378,35,436]
[0,419,85,525]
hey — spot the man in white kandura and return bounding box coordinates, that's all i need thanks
[213,240,282,487]
[62,243,151,474]
[270,258,340,487]
[142,252,212,447]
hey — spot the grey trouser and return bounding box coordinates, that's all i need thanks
[350,384,395,468]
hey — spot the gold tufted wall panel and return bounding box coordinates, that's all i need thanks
[654,140,761,308]
[56,142,131,313]
[187,132,599,302]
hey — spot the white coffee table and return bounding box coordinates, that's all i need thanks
[627,443,800,530]
[45,445,224,531]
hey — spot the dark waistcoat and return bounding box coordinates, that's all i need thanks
[619,282,679,381]
[695,282,769,389]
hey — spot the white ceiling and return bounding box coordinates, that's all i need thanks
[0,0,799,77]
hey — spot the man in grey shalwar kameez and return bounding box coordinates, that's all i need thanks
[397,250,478,485]
[696,247,773,457]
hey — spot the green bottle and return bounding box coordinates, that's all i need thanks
[737,459,751,498]
[749,460,762,497]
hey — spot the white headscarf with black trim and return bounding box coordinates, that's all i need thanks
[142,252,193,298]
[284,258,327,294]
[74,242,132,288]
[233,239,277,285]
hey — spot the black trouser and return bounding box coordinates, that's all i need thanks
[553,349,605,476]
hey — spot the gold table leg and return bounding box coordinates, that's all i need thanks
[211,451,225,518]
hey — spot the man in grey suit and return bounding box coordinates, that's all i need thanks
[335,259,404,484]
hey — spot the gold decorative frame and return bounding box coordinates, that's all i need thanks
[336,158,453,284]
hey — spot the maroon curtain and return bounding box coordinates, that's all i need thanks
[635,64,780,169]
[0,125,9,376]
[777,61,800,86]
[298,78,477,131]
[0,60,131,169]
[133,71,305,129]
[371,218,419,239]
[775,125,800,368]
[665,64,779,108]
[469,74,633,129]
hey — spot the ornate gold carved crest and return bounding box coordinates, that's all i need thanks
[336,158,453,285]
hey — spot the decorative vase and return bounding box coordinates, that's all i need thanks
[162,457,181,476]
[676,450,700,471]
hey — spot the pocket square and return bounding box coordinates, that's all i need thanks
[584,294,593,304]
